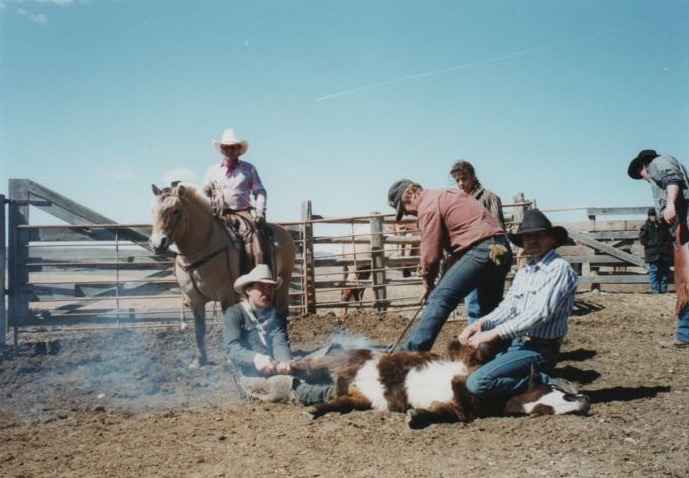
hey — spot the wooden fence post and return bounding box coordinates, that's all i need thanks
[369,214,387,311]
[301,201,316,314]
[0,194,6,361]
[8,180,30,341]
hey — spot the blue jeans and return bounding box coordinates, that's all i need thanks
[293,380,334,406]
[676,304,689,343]
[464,288,481,324]
[648,261,670,293]
[401,237,512,351]
[466,338,560,401]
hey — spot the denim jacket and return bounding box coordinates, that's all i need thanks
[647,155,689,218]
[223,300,291,377]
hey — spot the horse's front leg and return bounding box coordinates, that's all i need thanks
[189,304,208,369]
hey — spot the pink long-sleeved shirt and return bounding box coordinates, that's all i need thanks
[203,160,267,216]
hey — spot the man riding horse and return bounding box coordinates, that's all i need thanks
[203,128,271,271]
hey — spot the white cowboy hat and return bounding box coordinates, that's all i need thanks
[212,128,249,156]
[234,264,282,293]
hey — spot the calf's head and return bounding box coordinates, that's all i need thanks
[504,365,590,417]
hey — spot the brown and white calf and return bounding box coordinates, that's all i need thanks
[289,339,590,429]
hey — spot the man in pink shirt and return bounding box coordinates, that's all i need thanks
[203,128,267,226]
[203,128,268,265]
[388,179,512,351]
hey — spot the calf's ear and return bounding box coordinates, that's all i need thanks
[447,339,462,359]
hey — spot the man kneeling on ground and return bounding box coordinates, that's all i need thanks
[459,209,581,399]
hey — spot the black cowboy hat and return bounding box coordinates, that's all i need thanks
[508,208,569,248]
[647,207,657,217]
[388,179,413,222]
[627,149,659,180]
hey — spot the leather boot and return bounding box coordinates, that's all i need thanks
[246,375,297,404]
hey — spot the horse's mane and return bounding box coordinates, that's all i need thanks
[175,182,212,210]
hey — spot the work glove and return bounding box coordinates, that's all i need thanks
[253,353,276,374]
[488,243,509,266]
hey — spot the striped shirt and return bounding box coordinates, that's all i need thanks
[480,249,578,340]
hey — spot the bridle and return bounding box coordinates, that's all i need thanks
[155,188,229,268]
[156,187,232,301]
[157,189,215,258]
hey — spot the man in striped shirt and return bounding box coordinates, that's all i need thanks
[459,208,579,400]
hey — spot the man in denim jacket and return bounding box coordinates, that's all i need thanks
[224,264,336,403]
[628,149,689,348]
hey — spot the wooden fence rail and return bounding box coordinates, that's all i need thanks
[2,179,657,356]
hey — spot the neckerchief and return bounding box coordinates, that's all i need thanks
[241,300,270,348]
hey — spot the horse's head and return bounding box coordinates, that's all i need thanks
[149,183,188,254]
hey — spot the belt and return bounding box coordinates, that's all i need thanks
[486,235,509,245]
[222,208,252,215]
[523,336,562,347]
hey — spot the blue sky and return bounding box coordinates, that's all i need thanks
[1,0,687,226]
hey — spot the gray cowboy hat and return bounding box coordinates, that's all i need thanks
[508,208,569,248]
[234,264,282,293]
[388,179,413,222]
[627,149,659,180]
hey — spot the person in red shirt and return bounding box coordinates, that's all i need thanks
[388,179,512,351]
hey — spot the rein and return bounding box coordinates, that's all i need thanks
[160,190,233,301]
[180,245,230,274]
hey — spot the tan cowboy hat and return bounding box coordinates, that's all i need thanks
[234,264,282,293]
[213,128,249,156]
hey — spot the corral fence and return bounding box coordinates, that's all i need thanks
[2,179,655,357]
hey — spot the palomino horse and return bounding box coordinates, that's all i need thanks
[149,183,296,368]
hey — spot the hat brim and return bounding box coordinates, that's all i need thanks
[627,157,644,180]
[395,202,404,222]
[508,226,569,249]
[234,277,283,294]
[213,140,249,156]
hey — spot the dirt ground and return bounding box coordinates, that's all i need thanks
[1,291,688,478]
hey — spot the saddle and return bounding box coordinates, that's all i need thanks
[217,210,275,276]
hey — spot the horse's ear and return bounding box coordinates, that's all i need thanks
[152,184,162,196]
